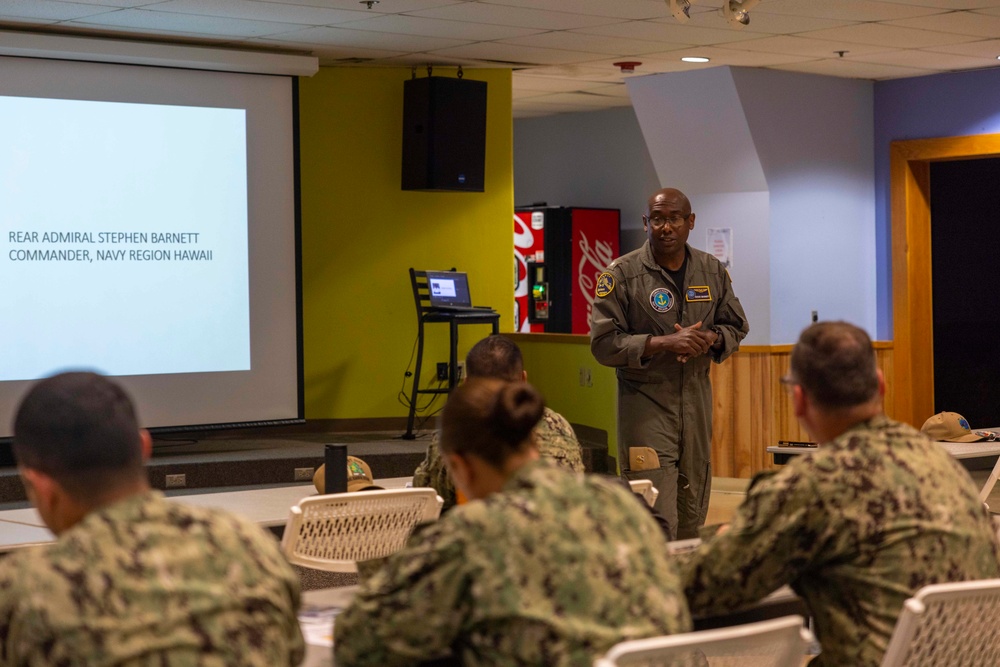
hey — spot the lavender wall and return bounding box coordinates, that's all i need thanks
[874,67,1000,338]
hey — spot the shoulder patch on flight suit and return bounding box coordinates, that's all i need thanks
[595,272,615,298]
[650,288,674,313]
[686,286,712,302]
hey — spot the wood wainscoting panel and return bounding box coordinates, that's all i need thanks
[709,344,894,478]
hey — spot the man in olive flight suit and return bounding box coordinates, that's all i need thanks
[590,188,748,539]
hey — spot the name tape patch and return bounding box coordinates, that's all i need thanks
[686,286,712,302]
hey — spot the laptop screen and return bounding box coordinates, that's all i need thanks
[426,271,472,308]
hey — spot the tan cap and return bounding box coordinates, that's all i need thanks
[920,412,990,443]
[312,456,384,494]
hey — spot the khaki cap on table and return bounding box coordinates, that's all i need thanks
[920,411,991,443]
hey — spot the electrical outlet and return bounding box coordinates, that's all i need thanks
[165,473,186,488]
[436,362,449,381]
[579,367,592,387]
[294,467,315,482]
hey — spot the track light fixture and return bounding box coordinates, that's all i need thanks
[723,0,760,28]
[668,1,763,28]
[669,0,691,23]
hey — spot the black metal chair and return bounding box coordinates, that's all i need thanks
[404,268,500,439]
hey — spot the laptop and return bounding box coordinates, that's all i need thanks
[425,271,495,313]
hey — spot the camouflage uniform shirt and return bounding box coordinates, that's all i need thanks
[0,491,305,667]
[412,406,585,510]
[681,415,1000,667]
[335,461,691,666]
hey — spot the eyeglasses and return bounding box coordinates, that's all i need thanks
[644,213,690,229]
[779,375,798,395]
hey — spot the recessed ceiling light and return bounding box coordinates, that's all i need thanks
[681,56,711,63]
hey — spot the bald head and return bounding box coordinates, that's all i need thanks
[648,188,691,216]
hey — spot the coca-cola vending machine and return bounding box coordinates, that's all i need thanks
[514,206,620,334]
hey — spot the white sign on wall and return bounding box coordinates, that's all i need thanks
[706,228,733,269]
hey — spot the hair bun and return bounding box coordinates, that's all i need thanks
[493,383,544,442]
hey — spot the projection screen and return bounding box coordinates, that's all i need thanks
[0,54,302,438]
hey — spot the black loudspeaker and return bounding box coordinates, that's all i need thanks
[402,76,487,192]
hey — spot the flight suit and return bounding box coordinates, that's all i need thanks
[590,241,748,539]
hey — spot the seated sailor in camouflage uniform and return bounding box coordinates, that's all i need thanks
[336,377,690,666]
[681,321,1000,667]
[413,334,584,510]
[0,372,304,666]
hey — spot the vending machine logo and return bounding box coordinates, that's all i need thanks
[577,231,615,327]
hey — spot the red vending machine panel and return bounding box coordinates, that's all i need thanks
[514,207,619,334]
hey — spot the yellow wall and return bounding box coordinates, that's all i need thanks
[299,67,513,419]
[510,334,619,462]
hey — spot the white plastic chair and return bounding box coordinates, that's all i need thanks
[629,479,660,509]
[880,578,1000,666]
[280,488,443,572]
[594,615,812,667]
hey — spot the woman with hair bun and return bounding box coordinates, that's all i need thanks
[335,377,692,667]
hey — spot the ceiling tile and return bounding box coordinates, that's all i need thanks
[630,45,820,67]
[887,9,1000,37]
[260,0,463,11]
[481,0,668,21]
[3,0,1000,120]
[43,0,164,7]
[575,19,765,45]
[800,22,981,48]
[69,8,304,37]
[778,57,940,79]
[497,31,675,56]
[659,6,855,34]
[264,25,470,50]
[747,0,944,21]
[847,48,996,70]
[513,75,615,92]
[880,0,1000,8]
[0,0,112,21]
[408,3,627,30]
[732,35,898,57]
[428,42,608,66]
[537,91,628,108]
[149,0,372,25]
[517,63,634,83]
[246,36,406,60]
[581,83,631,98]
[925,38,1000,57]
[334,14,544,40]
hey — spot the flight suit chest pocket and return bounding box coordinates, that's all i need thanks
[634,284,681,331]
[683,285,716,323]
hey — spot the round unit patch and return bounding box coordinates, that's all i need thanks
[595,272,615,298]
[650,288,674,313]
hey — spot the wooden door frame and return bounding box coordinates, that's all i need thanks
[890,134,1000,426]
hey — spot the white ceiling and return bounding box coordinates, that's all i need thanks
[4,0,1000,117]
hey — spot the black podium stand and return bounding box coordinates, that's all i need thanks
[403,268,500,439]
